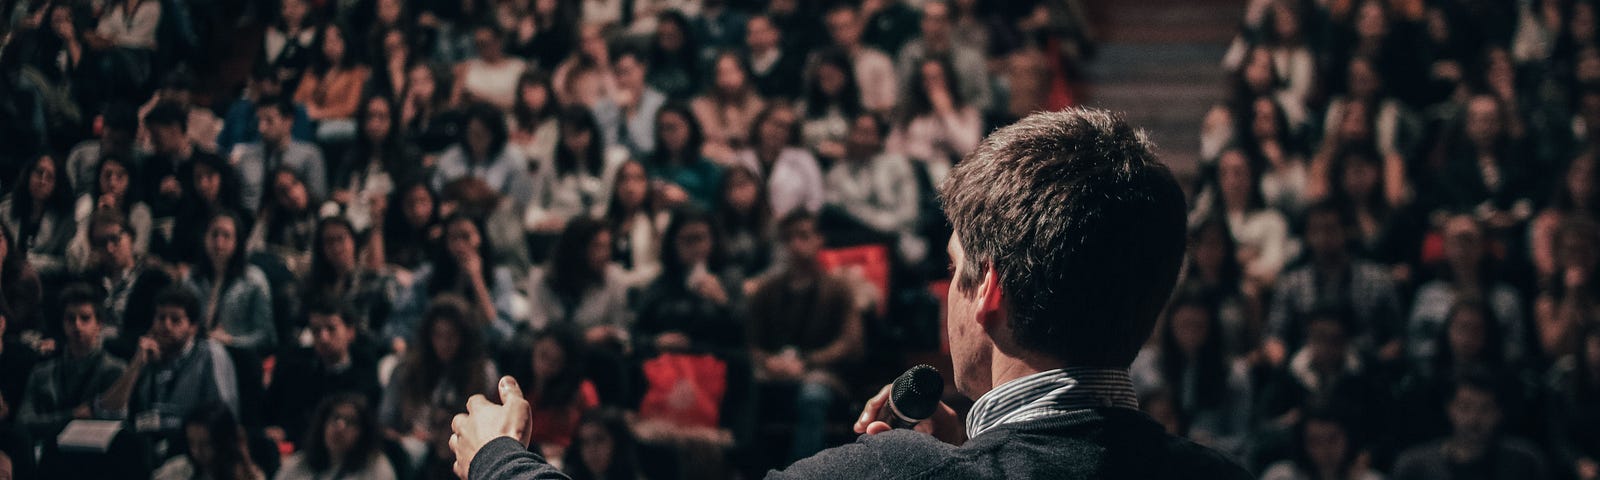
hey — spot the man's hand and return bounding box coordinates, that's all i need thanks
[853,383,963,446]
[451,376,533,479]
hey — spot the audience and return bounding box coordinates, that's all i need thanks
[274,394,396,480]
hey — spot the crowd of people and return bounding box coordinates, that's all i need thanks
[1172,0,1600,479]
[0,0,1095,478]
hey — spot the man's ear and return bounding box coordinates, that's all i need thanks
[975,264,1004,332]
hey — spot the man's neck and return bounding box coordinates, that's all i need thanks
[67,343,98,359]
[266,137,290,151]
[321,351,352,370]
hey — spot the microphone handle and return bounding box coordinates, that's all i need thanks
[879,399,923,429]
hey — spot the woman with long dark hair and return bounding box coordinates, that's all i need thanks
[650,103,723,210]
[381,182,440,273]
[261,0,318,94]
[389,214,520,347]
[185,209,275,354]
[380,294,498,469]
[295,22,371,135]
[693,52,766,163]
[1128,292,1252,457]
[153,403,264,480]
[527,217,633,344]
[432,103,533,199]
[798,49,862,162]
[160,154,253,268]
[307,217,393,334]
[66,154,152,272]
[511,72,561,171]
[601,160,667,287]
[561,409,643,480]
[275,395,396,480]
[0,154,78,276]
[714,165,773,278]
[736,104,823,217]
[510,326,599,457]
[1259,409,1381,480]
[524,107,627,236]
[333,94,418,234]
[888,56,980,183]
[1407,215,1527,368]
[635,208,744,356]
[251,169,320,273]
[646,10,701,100]
[503,0,577,70]
[1188,146,1290,290]
[399,61,461,155]
[1532,151,1600,280]
[1183,215,1261,359]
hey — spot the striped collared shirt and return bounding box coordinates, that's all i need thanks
[965,367,1140,439]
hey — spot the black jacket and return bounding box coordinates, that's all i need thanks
[469,407,1250,480]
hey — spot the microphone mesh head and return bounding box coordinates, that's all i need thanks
[891,364,944,421]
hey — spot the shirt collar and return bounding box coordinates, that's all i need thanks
[965,367,1139,439]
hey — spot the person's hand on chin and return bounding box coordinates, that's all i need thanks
[451,376,534,479]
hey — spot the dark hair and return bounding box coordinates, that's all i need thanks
[8,155,76,244]
[89,154,144,210]
[555,107,607,177]
[382,181,438,269]
[304,295,356,328]
[428,215,497,297]
[398,294,491,413]
[354,93,404,168]
[715,165,771,234]
[650,10,700,73]
[1204,145,1269,211]
[183,403,257,480]
[659,207,726,281]
[143,101,189,130]
[546,216,610,302]
[512,71,557,130]
[776,208,818,241]
[903,56,966,122]
[706,50,756,100]
[650,102,705,167]
[748,104,802,150]
[519,325,586,409]
[404,61,453,111]
[1432,298,1505,376]
[602,160,659,235]
[311,22,357,74]
[1186,214,1242,295]
[940,108,1187,367]
[803,49,863,119]
[154,285,202,324]
[182,153,249,213]
[1289,407,1360,476]
[1327,142,1391,216]
[308,216,360,291]
[302,394,382,476]
[562,409,642,480]
[1229,44,1283,102]
[87,209,134,247]
[1302,199,1356,238]
[58,283,103,325]
[1157,291,1229,410]
[460,102,511,161]
[197,209,250,285]
[256,96,297,119]
[103,101,140,133]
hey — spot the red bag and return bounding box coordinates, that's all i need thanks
[638,353,728,428]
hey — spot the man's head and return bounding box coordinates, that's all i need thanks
[59,284,104,356]
[144,102,189,155]
[307,300,357,365]
[1448,370,1504,447]
[90,211,136,271]
[256,97,296,146]
[825,5,863,49]
[151,286,202,355]
[1303,201,1353,265]
[746,15,781,52]
[778,209,824,263]
[939,108,1187,396]
[844,113,888,161]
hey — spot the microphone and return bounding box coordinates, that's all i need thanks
[878,364,944,429]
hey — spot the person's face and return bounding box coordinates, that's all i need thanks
[1448,386,1501,444]
[282,0,308,26]
[186,425,215,466]
[1244,50,1274,93]
[100,160,131,199]
[1465,96,1503,146]
[473,29,502,58]
[520,83,550,113]
[945,235,993,397]
[817,64,847,97]
[726,173,758,212]
[92,223,134,270]
[29,157,56,202]
[921,2,951,39]
[206,216,238,266]
[535,0,558,15]
[1306,319,1348,369]
[405,186,434,227]
[1447,307,1489,360]
[675,222,713,267]
[1349,60,1380,99]
[1340,157,1378,199]
[746,17,778,50]
[826,9,862,47]
[589,231,612,273]
[758,109,795,149]
[920,61,950,95]
[562,124,594,154]
[1443,217,1484,268]
[195,166,222,203]
[63,303,101,353]
[377,0,401,24]
[322,27,346,63]
[383,31,406,60]
[321,223,357,272]
[658,111,691,153]
[715,56,746,93]
[615,55,645,91]
[1170,305,1211,356]
[258,108,291,144]
[430,318,461,362]
[845,115,883,159]
[446,219,482,262]
[323,404,362,458]
[466,118,493,158]
[657,20,686,52]
[274,172,310,211]
[1218,151,1253,206]
[578,422,615,475]
[1251,98,1280,139]
[1303,420,1349,471]
[1271,2,1299,40]
[408,66,437,100]
[783,219,822,260]
[363,98,393,141]
[1306,211,1348,261]
[580,25,607,60]
[616,163,649,209]
[1356,2,1387,39]
[309,313,354,362]
[531,337,565,381]
[152,305,196,352]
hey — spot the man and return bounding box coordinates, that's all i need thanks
[216,66,315,156]
[746,210,864,462]
[265,300,379,448]
[17,284,126,439]
[143,101,225,221]
[745,15,805,101]
[821,4,898,114]
[97,286,239,445]
[78,211,174,358]
[231,97,328,212]
[1265,201,1404,365]
[895,1,992,113]
[65,102,140,194]
[592,49,667,157]
[823,113,923,263]
[1392,373,1549,480]
[449,108,1251,479]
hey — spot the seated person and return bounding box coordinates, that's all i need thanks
[151,404,264,480]
[746,210,863,462]
[274,394,397,480]
[1265,201,1403,364]
[97,286,240,445]
[823,112,922,262]
[17,284,127,440]
[231,97,328,212]
[1393,372,1549,480]
[77,211,173,358]
[265,300,379,450]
